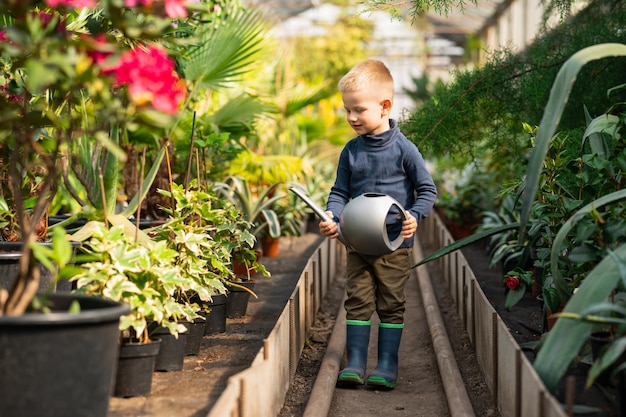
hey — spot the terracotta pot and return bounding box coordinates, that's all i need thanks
[232,249,262,278]
[546,304,565,331]
[260,236,280,258]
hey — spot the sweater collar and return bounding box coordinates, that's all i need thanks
[360,119,398,147]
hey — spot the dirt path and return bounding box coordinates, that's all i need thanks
[327,273,450,417]
[280,238,500,417]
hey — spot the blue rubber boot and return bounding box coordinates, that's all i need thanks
[337,320,371,387]
[367,323,403,389]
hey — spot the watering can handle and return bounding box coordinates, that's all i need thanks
[288,186,334,223]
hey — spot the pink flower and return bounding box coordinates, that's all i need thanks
[109,45,185,114]
[124,0,150,7]
[164,0,188,18]
[504,276,520,290]
[84,34,113,65]
[46,0,97,8]
[0,82,24,104]
[123,0,187,18]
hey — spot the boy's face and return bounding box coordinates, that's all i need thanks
[341,89,391,136]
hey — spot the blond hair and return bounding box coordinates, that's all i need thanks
[338,59,394,100]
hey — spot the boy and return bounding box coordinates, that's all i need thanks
[319,59,436,389]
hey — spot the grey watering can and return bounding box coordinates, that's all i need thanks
[288,187,407,256]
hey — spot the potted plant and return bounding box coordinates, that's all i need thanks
[214,175,283,247]
[151,182,232,337]
[0,0,202,409]
[70,218,203,389]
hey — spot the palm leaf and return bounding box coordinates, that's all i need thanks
[209,93,275,133]
[183,8,268,91]
[282,82,333,118]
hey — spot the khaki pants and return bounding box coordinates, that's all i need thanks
[344,247,412,324]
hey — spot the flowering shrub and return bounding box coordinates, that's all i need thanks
[503,267,534,310]
[0,0,202,314]
[108,45,186,114]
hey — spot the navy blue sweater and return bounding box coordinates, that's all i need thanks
[326,119,437,248]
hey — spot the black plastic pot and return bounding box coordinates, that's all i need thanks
[199,293,228,335]
[226,280,256,318]
[0,242,56,293]
[114,339,161,397]
[151,325,187,372]
[0,293,130,417]
[184,318,206,356]
[0,241,81,293]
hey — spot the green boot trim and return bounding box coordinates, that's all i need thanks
[337,320,371,388]
[378,322,404,329]
[346,319,371,326]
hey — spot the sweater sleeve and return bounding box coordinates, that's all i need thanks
[326,147,351,222]
[405,144,437,223]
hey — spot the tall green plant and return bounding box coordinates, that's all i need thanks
[494,44,626,391]
[414,42,626,392]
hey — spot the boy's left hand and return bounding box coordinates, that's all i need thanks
[400,212,417,239]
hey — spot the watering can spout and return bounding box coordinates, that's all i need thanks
[287,186,349,247]
[288,186,333,223]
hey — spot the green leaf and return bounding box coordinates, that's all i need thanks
[534,244,626,392]
[51,226,72,268]
[413,222,520,267]
[261,209,280,239]
[583,114,620,159]
[587,337,626,387]
[121,146,166,218]
[24,59,58,92]
[520,43,626,236]
[68,300,81,314]
[184,8,267,91]
[550,189,626,301]
[504,286,526,310]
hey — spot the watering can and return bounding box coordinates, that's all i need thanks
[288,187,408,256]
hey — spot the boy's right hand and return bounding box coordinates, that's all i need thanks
[319,211,339,239]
